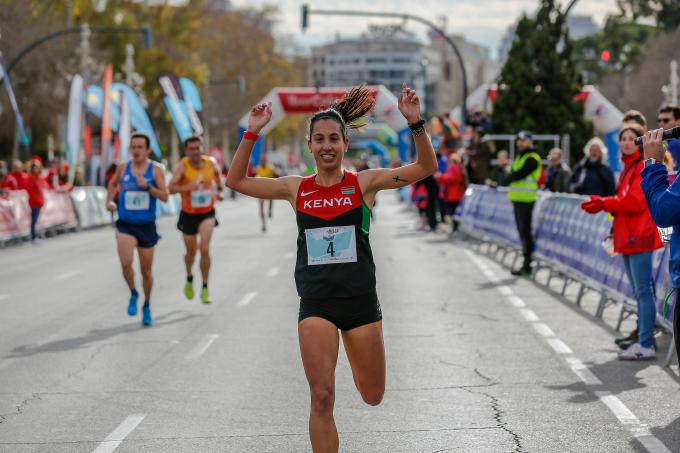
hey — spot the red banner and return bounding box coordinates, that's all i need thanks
[277,88,378,114]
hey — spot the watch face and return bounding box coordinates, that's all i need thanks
[644,158,656,168]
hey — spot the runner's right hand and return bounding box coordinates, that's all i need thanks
[247,102,272,135]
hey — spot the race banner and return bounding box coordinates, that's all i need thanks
[0,56,30,156]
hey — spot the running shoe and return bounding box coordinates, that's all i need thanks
[201,287,212,304]
[142,305,152,326]
[127,291,138,316]
[184,281,194,300]
[618,343,655,361]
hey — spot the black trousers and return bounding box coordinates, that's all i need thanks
[512,201,535,269]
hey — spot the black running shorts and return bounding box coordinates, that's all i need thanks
[116,220,160,248]
[177,210,218,235]
[298,290,382,331]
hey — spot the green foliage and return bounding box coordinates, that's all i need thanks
[492,0,593,162]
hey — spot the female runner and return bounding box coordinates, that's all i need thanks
[226,84,436,452]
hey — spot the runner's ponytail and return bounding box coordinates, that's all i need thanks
[309,85,376,139]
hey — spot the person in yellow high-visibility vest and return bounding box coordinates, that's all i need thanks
[502,131,543,276]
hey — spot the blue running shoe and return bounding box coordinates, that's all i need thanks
[127,290,138,316]
[142,304,152,326]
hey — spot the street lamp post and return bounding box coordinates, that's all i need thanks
[301,5,469,125]
[5,25,153,76]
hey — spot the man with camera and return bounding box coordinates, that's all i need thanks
[641,127,680,365]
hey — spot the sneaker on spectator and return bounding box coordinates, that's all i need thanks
[618,343,656,361]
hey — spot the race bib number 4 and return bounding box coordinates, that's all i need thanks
[191,190,212,208]
[305,225,357,266]
[124,191,150,210]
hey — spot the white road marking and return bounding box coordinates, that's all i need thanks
[596,392,672,453]
[185,334,219,361]
[92,413,146,453]
[546,338,573,355]
[519,308,539,322]
[467,249,673,453]
[507,295,526,308]
[497,286,514,296]
[565,357,602,386]
[237,292,256,307]
[532,323,556,338]
[266,267,280,277]
[0,294,8,301]
[55,270,82,281]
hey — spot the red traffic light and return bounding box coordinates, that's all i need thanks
[600,50,611,62]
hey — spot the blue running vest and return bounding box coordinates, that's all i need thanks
[118,162,157,224]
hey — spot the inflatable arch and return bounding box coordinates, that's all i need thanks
[237,85,410,166]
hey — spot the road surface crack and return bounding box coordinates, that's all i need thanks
[463,388,525,453]
[0,393,41,424]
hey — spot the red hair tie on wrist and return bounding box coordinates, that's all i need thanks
[243,130,259,141]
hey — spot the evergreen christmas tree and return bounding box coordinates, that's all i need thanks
[492,0,593,163]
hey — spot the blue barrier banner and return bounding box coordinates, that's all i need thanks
[460,185,674,323]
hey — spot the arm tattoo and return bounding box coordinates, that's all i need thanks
[393,176,409,183]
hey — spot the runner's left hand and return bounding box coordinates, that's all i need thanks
[398,83,421,125]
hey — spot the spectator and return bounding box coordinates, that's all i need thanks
[0,160,6,181]
[486,150,510,187]
[544,148,572,193]
[413,175,439,232]
[73,166,85,187]
[622,109,647,129]
[466,127,494,184]
[437,152,466,232]
[502,130,542,276]
[568,137,616,196]
[581,124,663,361]
[468,110,492,133]
[657,105,680,171]
[641,127,680,366]
[47,162,73,192]
[1,159,28,191]
[24,159,50,244]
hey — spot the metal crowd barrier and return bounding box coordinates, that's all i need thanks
[458,184,676,367]
[0,189,181,246]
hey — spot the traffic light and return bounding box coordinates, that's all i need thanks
[301,4,309,32]
[600,50,611,62]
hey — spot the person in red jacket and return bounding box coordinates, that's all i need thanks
[24,159,50,243]
[1,160,28,191]
[437,152,467,232]
[581,124,663,361]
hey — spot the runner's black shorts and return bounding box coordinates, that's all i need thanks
[298,289,382,331]
[177,210,218,235]
[116,220,160,248]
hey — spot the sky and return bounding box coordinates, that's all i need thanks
[231,0,621,59]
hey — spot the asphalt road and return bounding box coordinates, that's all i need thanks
[0,192,679,453]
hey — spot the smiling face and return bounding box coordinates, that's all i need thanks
[619,130,639,156]
[308,118,348,172]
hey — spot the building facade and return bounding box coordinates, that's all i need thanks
[311,25,497,117]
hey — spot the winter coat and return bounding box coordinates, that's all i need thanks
[437,163,466,202]
[568,158,616,196]
[602,152,663,255]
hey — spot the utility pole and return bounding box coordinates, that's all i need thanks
[124,43,134,86]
